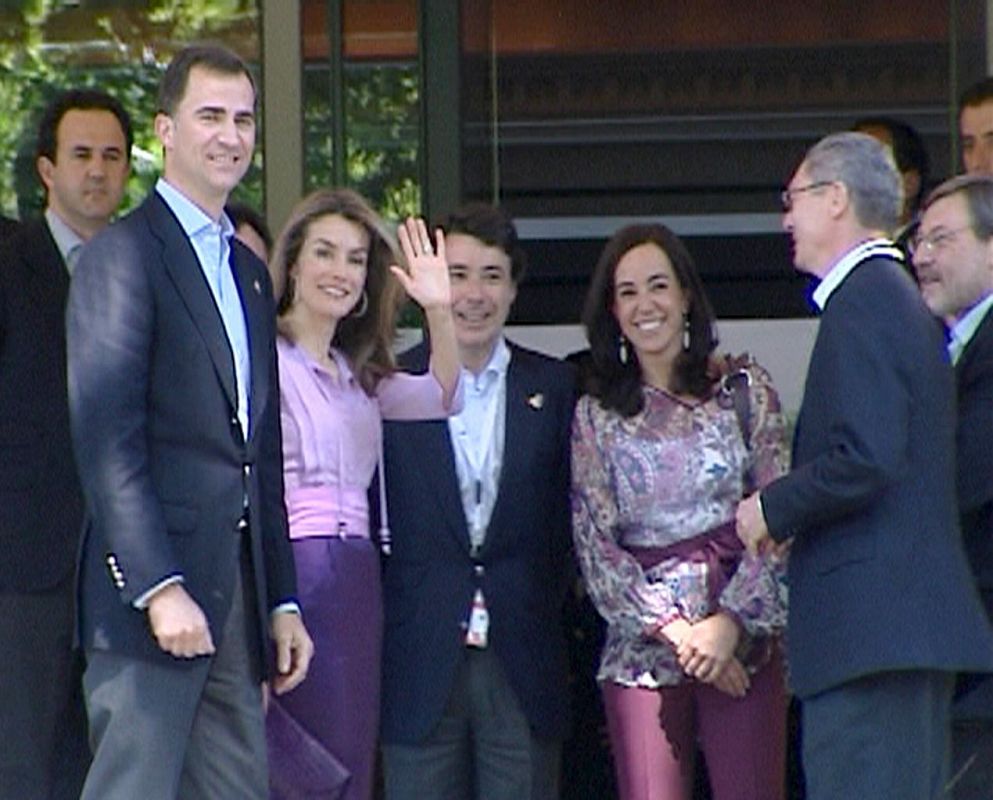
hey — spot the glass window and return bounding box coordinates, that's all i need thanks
[457,0,985,321]
[301,0,421,219]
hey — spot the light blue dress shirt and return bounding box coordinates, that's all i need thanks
[948,292,993,366]
[156,178,251,439]
[448,337,511,554]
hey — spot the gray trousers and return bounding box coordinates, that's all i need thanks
[802,669,954,800]
[80,554,267,800]
[949,717,993,799]
[383,646,561,800]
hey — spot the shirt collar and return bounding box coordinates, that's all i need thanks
[44,207,85,268]
[285,337,357,387]
[328,346,357,386]
[466,337,511,387]
[949,292,993,365]
[811,237,904,311]
[155,178,234,240]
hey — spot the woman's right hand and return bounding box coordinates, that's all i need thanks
[709,657,750,698]
[393,217,450,311]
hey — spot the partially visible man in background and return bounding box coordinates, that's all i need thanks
[0,87,132,800]
[960,77,993,176]
[853,115,930,251]
[913,173,993,799]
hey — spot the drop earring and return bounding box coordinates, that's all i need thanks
[618,335,629,364]
[682,315,690,351]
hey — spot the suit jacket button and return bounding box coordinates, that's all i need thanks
[473,564,484,577]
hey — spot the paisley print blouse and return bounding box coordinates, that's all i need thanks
[571,358,789,687]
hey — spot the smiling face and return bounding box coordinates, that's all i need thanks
[155,65,255,218]
[914,192,993,322]
[446,232,517,372]
[289,213,369,327]
[37,108,129,240]
[612,241,688,379]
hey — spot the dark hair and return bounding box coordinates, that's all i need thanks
[227,202,272,254]
[923,174,993,242]
[272,188,403,394]
[959,77,993,116]
[853,116,930,211]
[441,202,527,283]
[35,88,133,165]
[582,224,718,417]
[157,43,256,116]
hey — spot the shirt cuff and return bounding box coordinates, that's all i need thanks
[132,574,184,609]
[271,601,301,617]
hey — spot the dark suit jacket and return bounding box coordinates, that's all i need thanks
[380,342,575,743]
[0,218,82,591]
[952,306,993,717]
[0,216,19,242]
[761,255,993,699]
[67,191,296,674]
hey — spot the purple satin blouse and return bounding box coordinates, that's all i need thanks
[277,336,458,539]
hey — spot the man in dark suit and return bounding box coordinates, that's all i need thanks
[0,88,131,800]
[380,203,575,800]
[735,132,993,800]
[67,45,312,799]
[913,173,993,799]
[0,216,19,240]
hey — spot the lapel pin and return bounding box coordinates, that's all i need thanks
[253,279,262,295]
[527,393,544,410]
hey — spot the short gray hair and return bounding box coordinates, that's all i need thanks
[803,132,902,233]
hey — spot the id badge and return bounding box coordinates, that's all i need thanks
[465,588,489,648]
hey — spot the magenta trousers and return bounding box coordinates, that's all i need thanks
[601,650,787,800]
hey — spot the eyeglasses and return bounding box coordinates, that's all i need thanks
[908,226,974,257]
[780,181,833,212]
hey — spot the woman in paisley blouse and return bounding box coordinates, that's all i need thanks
[571,223,790,800]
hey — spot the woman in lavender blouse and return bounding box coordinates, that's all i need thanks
[571,224,790,800]
[266,188,460,800]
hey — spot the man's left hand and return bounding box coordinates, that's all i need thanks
[270,612,314,695]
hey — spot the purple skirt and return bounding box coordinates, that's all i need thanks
[268,536,382,800]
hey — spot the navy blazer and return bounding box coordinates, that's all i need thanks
[67,192,296,674]
[380,342,575,743]
[0,219,82,591]
[761,256,993,698]
[952,307,993,717]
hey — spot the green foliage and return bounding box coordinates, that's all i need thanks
[0,0,262,219]
[0,0,423,289]
[304,61,421,222]
[302,60,424,328]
